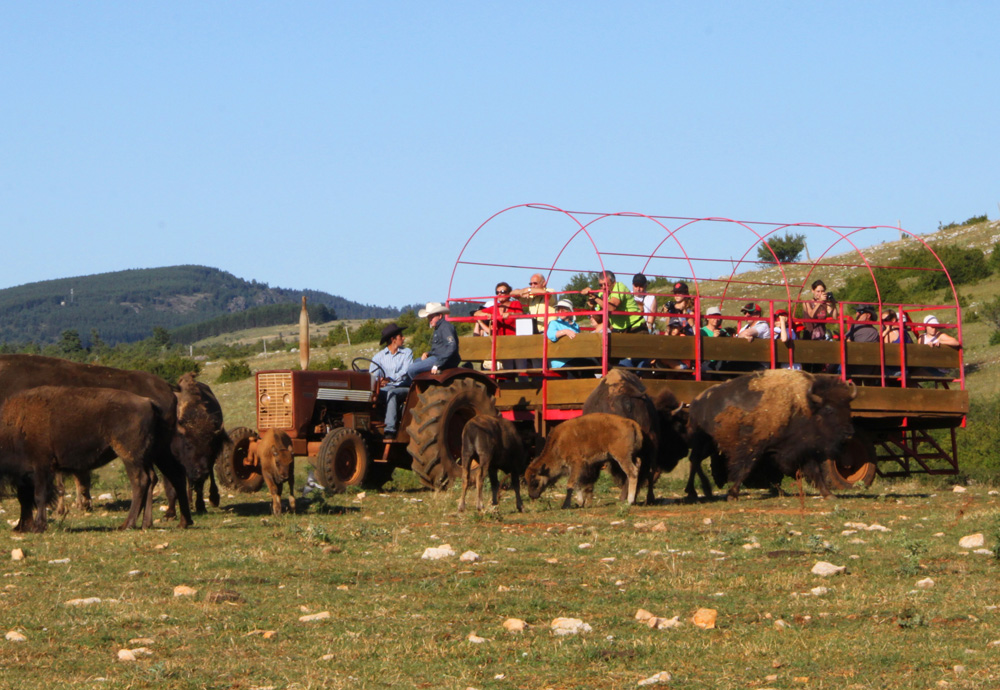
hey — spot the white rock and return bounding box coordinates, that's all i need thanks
[173,585,197,597]
[916,578,935,589]
[959,534,985,549]
[127,570,142,577]
[48,558,70,565]
[702,518,713,525]
[578,543,593,549]
[811,561,846,577]
[65,597,103,606]
[742,542,761,550]
[551,617,592,636]
[117,647,152,661]
[459,551,480,563]
[298,611,330,622]
[650,616,682,630]
[637,671,672,686]
[503,618,527,633]
[635,609,654,622]
[10,549,24,561]
[844,521,868,530]
[467,633,486,644]
[5,630,27,642]
[973,549,993,556]
[98,493,113,501]
[421,544,456,560]
[774,619,791,629]
[810,587,829,596]
[320,654,335,661]
[867,524,891,532]
[952,485,967,493]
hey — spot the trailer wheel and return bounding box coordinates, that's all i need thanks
[315,428,362,491]
[406,377,496,490]
[825,437,877,490]
[215,427,264,493]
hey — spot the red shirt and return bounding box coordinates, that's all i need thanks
[479,300,523,335]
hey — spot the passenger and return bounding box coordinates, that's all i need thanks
[581,270,645,334]
[844,305,880,382]
[632,273,658,334]
[370,323,413,439]
[773,309,802,370]
[407,302,460,378]
[656,320,692,371]
[545,299,595,376]
[700,306,727,338]
[736,303,770,341]
[662,281,694,335]
[474,282,523,337]
[510,273,555,335]
[802,280,838,341]
[918,315,959,347]
[880,309,906,344]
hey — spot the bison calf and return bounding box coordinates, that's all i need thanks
[0,386,158,532]
[256,429,296,516]
[458,414,526,513]
[524,413,650,508]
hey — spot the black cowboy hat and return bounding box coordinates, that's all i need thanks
[379,323,405,345]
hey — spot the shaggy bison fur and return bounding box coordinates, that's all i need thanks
[685,369,856,500]
[458,414,526,513]
[256,428,296,516]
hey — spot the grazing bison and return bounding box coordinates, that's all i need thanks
[685,370,856,500]
[524,413,651,508]
[581,369,688,503]
[0,386,159,532]
[0,354,196,527]
[257,429,296,516]
[168,373,229,515]
[458,414,526,513]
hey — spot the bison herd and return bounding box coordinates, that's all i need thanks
[0,354,860,531]
[459,368,858,513]
[0,354,228,532]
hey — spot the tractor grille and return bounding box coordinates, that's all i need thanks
[317,388,372,403]
[257,372,294,429]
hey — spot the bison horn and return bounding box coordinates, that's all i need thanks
[847,381,858,400]
[673,403,685,414]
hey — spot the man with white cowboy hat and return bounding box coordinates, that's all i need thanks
[407,302,461,380]
[370,322,413,438]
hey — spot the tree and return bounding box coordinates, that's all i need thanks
[756,232,806,265]
[58,329,84,359]
[151,326,171,348]
[562,272,601,310]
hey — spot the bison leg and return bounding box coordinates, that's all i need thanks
[208,467,220,508]
[13,481,34,533]
[75,473,92,512]
[263,473,283,516]
[510,470,524,513]
[286,460,296,514]
[488,464,501,510]
[142,471,157,529]
[189,476,207,515]
[155,452,193,528]
[561,487,574,509]
[725,458,759,501]
[119,459,152,530]
[32,469,50,533]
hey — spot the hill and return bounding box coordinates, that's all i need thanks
[0,265,400,347]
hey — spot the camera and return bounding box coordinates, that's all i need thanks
[826,292,835,303]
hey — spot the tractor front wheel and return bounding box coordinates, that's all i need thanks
[406,378,496,490]
[215,427,264,493]
[315,428,362,491]
[825,437,877,490]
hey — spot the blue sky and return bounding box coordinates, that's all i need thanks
[2,2,997,309]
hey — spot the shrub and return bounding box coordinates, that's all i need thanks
[989,242,1000,274]
[146,356,202,386]
[957,397,1000,481]
[989,330,1000,347]
[979,295,1000,331]
[217,360,253,383]
[895,243,990,290]
[310,356,345,371]
[756,232,806,265]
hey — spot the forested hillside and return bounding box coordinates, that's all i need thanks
[0,265,399,347]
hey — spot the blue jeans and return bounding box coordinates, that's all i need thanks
[379,385,408,434]
[407,356,442,380]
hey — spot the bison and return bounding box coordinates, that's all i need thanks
[524,413,651,508]
[458,414,526,513]
[581,369,688,504]
[0,386,159,532]
[257,429,296,516]
[685,369,856,500]
[0,354,197,527]
[169,373,229,515]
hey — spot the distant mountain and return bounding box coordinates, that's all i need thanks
[0,265,400,347]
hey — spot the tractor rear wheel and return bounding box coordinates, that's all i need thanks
[406,377,496,490]
[314,428,362,491]
[215,427,264,493]
[825,437,877,490]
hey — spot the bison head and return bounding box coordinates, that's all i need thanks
[258,429,295,482]
[524,458,561,500]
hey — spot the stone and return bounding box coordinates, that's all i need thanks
[551,617,592,636]
[916,578,935,589]
[173,585,198,597]
[421,544,456,560]
[10,549,24,561]
[810,587,829,596]
[65,597,103,606]
[503,618,527,633]
[959,534,984,549]
[635,609,654,622]
[117,647,152,661]
[637,671,672,685]
[650,616,682,630]
[578,543,593,549]
[811,561,846,577]
[298,611,331,622]
[460,551,480,562]
[48,558,70,564]
[774,619,791,629]
[5,631,27,642]
[952,485,967,493]
[128,637,155,646]
[467,633,486,644]
[692,608,717,629]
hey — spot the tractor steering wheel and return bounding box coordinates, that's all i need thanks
[352,357,386,380]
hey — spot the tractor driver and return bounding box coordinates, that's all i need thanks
[371,323,413,439]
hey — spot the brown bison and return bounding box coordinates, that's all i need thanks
[458,414,526,513]
[168,373,229,515]
[257,429,296,516]
[685,369,856,500]
[0,354,197,527]
[581,369,688,503]
[0,386,159,532]
[525,413,651,508]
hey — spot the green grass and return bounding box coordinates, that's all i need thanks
[3,471,1000,689]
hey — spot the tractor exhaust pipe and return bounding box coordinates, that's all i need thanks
[299,296,310,371]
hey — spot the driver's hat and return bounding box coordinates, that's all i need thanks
[379,323,405,345]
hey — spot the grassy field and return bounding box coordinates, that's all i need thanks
[3,472,999,689]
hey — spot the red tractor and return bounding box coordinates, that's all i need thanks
[216,363,497,493]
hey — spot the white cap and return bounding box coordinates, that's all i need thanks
[705,306,722,316]
[923,315,940,325]
[555,298,574,310]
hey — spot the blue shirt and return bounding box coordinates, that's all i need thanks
[546,318,580,368]
[371,346,413,386]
